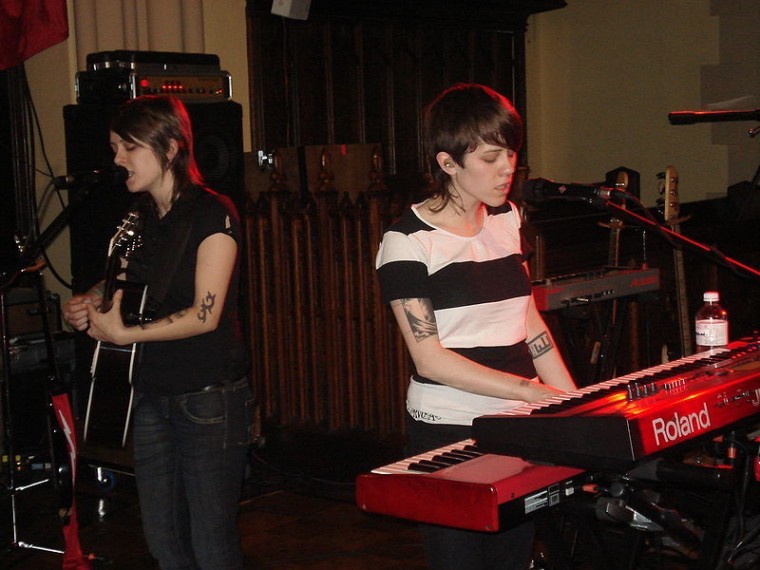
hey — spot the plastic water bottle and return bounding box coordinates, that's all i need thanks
[695,291,729,352]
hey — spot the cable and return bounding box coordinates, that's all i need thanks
[9,64,73,290]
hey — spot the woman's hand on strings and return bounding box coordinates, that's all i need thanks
[86,289,131,345]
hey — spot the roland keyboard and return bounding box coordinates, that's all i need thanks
[355,439,587,532]
[473,340,760,471]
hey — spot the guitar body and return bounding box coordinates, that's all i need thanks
[83,213,149,448]
[85,281,149,447]
[85,343,138,448]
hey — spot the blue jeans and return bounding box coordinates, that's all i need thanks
[406,415,535,570]
[133,377,254,570]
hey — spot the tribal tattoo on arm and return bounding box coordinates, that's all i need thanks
[197,291,216,323]
[527,331,554,359]
[398,298,438,342]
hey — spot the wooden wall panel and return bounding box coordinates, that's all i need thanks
[244,2,539,438]
[245,148,410,436]
[246,5,525,195]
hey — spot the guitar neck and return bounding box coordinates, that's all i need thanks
[102,252,125,312]
[672,230,692,356]
[662,165,692,358]
[607,220,623,266]
[102,210,142,311]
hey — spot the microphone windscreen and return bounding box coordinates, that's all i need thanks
[111,166,129,184]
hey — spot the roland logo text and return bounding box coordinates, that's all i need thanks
[652,403,711,446]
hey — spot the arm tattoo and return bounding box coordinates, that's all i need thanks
[400,298,438,342]
[172,309,188,321]
[527,331,553,359]
[148,309,188,328]
[197,291,216,323]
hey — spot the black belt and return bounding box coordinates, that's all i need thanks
[412,374,441,386]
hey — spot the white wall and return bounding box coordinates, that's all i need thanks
[525,0,757,207]
[24,14,78,304]
[203,0,250,151]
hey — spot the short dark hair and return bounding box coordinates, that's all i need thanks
[423,83,523,203]
[110,95,203,201]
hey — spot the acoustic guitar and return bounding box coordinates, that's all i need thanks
[84,212,150,448]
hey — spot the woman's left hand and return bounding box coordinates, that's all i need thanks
[87,289,132,345]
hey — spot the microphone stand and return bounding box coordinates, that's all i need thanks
[603,199,760,282]
[1,180,102,289]
[668,108,760,125]
[1,180,104,558]
[1,268,68,557]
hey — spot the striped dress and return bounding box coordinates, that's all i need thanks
[375,200,537,426]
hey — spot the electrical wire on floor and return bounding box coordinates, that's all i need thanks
[245,443,357,503]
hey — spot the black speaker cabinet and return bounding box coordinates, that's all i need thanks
[63,100,245,294]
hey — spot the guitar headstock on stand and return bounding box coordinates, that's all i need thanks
[656,165,694,360]
[657,165,691,227]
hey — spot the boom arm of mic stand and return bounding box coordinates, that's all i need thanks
[668,108,760,124]
[2,183,100,289]
[605,200,760,282]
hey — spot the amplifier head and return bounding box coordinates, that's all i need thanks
[76,69,232,104]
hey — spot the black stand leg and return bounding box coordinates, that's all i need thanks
[695,436,757,569]
[554,296,631,386]
[1,276,65,557]
[595,298,630,383]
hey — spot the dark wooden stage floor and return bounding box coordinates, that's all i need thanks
[2,482,426,569]
[1,450,426,569]
[0,426,732,569]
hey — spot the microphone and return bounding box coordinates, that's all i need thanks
[668,108,760,125]
[52,166,129,189]
[520,177,630,205]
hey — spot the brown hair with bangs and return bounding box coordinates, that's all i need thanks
[422,83,523,210]
[110,95,204,203]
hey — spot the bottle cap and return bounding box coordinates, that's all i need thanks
[703,291,719,302]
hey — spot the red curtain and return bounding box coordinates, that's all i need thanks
[0,0,69,70]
